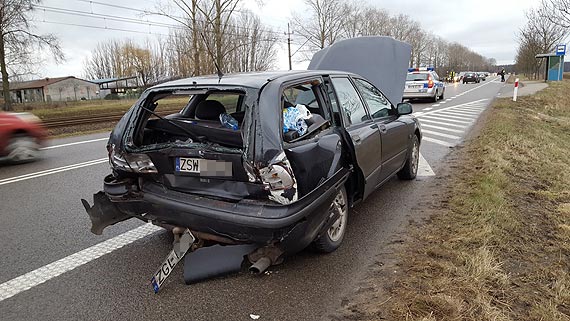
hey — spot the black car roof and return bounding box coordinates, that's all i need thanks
[151,70,356,89]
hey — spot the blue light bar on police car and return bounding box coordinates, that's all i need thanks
[407,67,435,72]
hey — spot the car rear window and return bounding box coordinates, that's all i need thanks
[406,73,429,81]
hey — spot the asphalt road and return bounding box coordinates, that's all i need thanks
[0,77,508,321]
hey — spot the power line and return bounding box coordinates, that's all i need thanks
[35,19,283,43]
[35,5,286,41]
[63,0,287,36]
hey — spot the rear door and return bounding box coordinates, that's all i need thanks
[330,76,382,199]
[352,78,409,184]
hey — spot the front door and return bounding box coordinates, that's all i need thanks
[352,78,408,184]
[330,77,382,199]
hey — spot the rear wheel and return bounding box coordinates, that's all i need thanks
[397,135,420,180]
[439,89,445,100]
[432,91,438,102]
[6,135,40,163]
[313,186,348,253]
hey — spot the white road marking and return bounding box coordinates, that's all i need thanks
[448,109,481,115]
[419,119,467,129]
[442,110,480,116]
[432,113,476,121]
[453,107,485,112]
[422,136,454,147]
[41,137,108,150]
[0,158,108,186]
[423,108,433,111]
[422,130,461,140]
[0,224,162,302]
[417,153,435,177]
[440,101,447,104]
[420,124,464,133]
[431,104,440,107]
[417,99,488,117]
[420,115,472,125]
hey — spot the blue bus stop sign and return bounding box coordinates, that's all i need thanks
[556,44,566,56]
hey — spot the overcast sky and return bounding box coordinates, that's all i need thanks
[35,0,546,79]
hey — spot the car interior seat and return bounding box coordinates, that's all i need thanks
[195,100,227,121]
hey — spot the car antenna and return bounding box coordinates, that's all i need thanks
[199,31,224,81]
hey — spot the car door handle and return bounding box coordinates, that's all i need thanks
[378,124,387,134]
[352,135,361,143]
[370,124,378,129]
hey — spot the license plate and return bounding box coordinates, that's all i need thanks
[407,84,422,89]
[151,229,195,293]
[176,157,201,173]
[175,157,233,176]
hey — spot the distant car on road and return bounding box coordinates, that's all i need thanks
[403,68,445,102]
[0,112,47,163]
[462,72,480,84]
[477,72,487,81]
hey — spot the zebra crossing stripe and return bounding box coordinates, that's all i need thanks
[422,136,454,147]
[419,118,468,128]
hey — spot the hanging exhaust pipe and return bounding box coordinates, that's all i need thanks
[249,257,272,274]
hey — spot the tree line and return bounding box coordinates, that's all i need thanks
[84,0,278,85]
[292,0,496,76]
[1,0,506,110]
[515,0,569,79]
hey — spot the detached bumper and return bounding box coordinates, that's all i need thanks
[83,169,350,252]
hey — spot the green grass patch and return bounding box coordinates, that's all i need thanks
[384,80,570,320]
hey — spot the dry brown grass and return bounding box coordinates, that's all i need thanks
[377,80,570,320]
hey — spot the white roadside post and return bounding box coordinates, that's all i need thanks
[513,78,519,102]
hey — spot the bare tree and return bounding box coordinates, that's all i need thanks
[292,0,351,54]
[0,0,64,110]
[84,39,168,86]
[516,4,566,78]
[540,0,570,28]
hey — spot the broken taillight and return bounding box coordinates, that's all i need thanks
[109,145,157,174]
[259,165,294,190]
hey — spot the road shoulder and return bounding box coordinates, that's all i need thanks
[331,80,570,320]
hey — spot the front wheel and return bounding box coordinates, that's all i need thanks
[313,186,348,253]
[397,135,420,180]
[6,135,41,163]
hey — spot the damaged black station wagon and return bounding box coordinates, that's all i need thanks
[82,37,421,290]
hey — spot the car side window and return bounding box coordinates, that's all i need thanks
[331,77,370,126]
[353,78,392,119]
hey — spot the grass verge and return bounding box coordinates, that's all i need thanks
[387,79,570,320]
[336,80,570,320]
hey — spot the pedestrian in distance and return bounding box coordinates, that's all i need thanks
[500,68,506,82]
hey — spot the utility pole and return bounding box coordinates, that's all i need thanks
[286,23,293,70]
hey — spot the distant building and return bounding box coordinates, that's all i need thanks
[90,76,140,97]
[9,76,100,103]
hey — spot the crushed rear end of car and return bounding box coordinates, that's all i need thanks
[82,80,350,263]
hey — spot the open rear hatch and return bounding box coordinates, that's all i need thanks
[122,88,269,202]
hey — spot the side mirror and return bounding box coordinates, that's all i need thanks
[397,102,413,115]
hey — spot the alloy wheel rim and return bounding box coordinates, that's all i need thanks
[411,139,419,174]
[327,190,347,242]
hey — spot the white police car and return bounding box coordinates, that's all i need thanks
[403,68,445,102]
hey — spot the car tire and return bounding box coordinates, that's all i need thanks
[313,186,348,253]
[439,90,445,100]
[6,135,41,163]
[397,134,420,180]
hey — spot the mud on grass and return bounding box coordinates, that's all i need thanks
[336,80,570,320]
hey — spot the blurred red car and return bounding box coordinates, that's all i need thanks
[0,112,48,163]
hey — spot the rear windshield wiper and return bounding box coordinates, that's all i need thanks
[141,104,202,142]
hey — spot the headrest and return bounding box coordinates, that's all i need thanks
[195,100,227,120]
